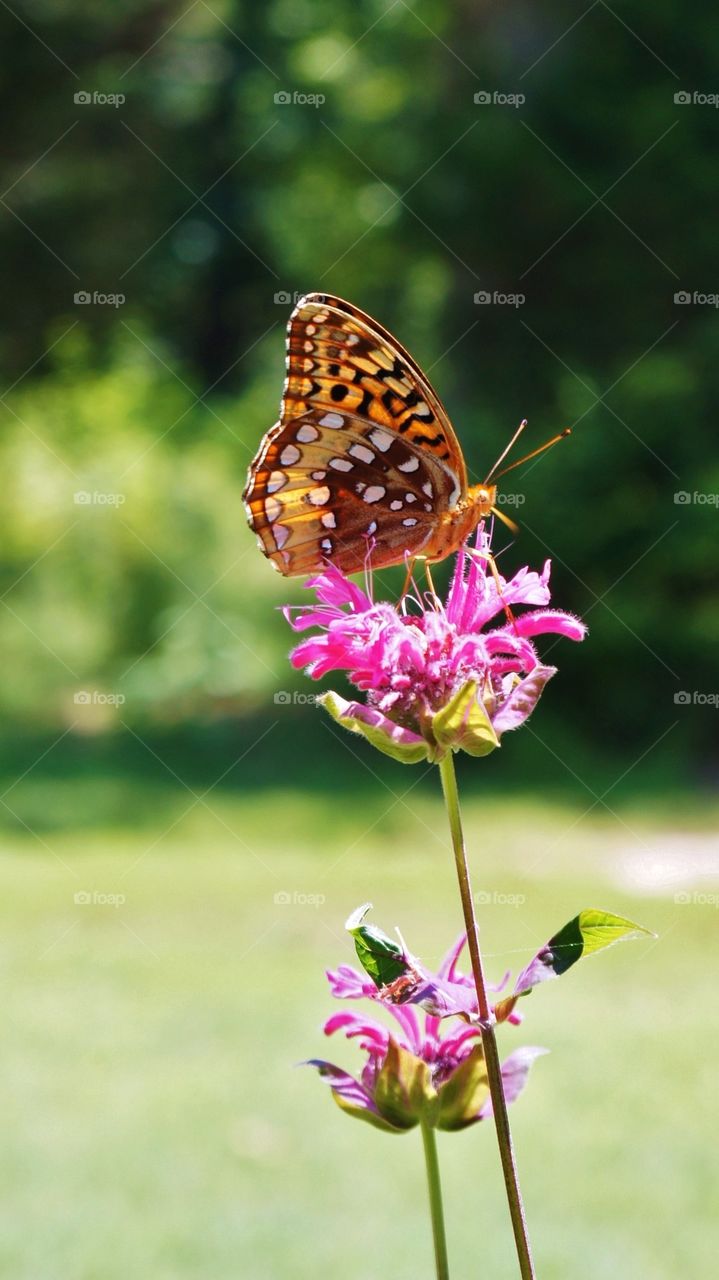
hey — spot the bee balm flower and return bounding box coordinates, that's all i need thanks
[284,532,585,763]
[307,909,546,1133]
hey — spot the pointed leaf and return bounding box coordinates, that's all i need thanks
[514,908,655,998]
[305,1060,404,1133]
[374,1039,435,1129]
[431,680,500,758]
[319,692,430,764]
[437,1045,490,1131]
[345,903,409,989]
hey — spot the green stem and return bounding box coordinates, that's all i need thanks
[438,751,536,1280]
[420,1115,450,1280]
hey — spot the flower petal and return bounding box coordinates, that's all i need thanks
[478,1047,549,1118]
[498,609,587,643]
[491,665,557,735]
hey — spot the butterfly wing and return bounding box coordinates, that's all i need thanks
[244,293,467,576]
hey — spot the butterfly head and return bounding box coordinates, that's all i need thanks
[468,483,497,517]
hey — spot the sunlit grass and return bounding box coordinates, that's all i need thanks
[0,775,717,1278]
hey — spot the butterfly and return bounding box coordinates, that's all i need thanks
[244,293,566,577]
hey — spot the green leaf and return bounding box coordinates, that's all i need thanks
[431,680,500,758]
[329,1090,405,1133]
[318,692,430,764]
[437,1045,490,1131]
[374,1039,435,1129]
[513,908,655,998]
[345,903,409,989]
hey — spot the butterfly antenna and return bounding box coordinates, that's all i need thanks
[484,419,528,485]
[490,428,571,482]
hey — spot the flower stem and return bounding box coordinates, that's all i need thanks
[420,1115,450,1280]
[438,751,536,1280]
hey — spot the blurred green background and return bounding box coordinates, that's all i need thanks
[1,2,717,1277]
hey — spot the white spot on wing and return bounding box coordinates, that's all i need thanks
[398,456,420,473]
[349,444,375,465]
[297,423,319,443]
[321,511,336,529]
[368,428,393,453]
[390,499,403,511]
[364,485,385,503]
[267,471,286,493]
[319,412,344,429]
[309,486,331,506]
[265,495,282,523]
[329,457,353,472]
[274,524,290,549]
[403,517,418,527]
[280,444,301,466]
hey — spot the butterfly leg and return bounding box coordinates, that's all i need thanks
[401,556,418,601]
[468,546,518,630]
[423,561,440,605]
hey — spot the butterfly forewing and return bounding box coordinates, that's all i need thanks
[244,293,468,576]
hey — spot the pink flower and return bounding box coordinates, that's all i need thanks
[307,910,547,1133]
[284,531,586,763]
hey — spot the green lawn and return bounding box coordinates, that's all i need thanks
[1,764,717,1279]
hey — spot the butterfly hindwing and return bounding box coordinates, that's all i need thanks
[245,411,444,575]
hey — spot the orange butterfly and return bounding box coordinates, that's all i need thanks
[244,293,567,577]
